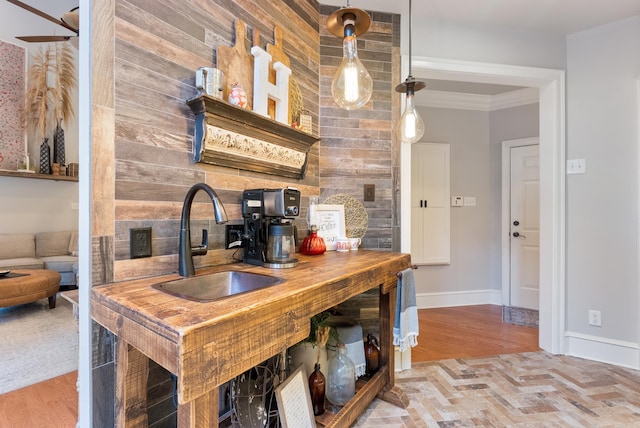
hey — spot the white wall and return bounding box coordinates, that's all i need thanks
[0,34,80,236]
[566,16,640,347]
[413,104,538,306]
[410,19,566,70]
[0,176,78,234]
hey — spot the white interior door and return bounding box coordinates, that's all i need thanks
[510,144,540,310]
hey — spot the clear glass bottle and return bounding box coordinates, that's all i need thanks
[326,343,355,406]
[308,363,326,416]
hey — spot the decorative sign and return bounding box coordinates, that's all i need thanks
[275,364,316,428]
[204,124,306,168]
[315,204,346,251]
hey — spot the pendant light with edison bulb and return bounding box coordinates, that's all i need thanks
[327,2,373,110]
[395,0,425,144]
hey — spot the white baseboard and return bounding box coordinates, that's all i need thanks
[565,331,640,370]
[416,289,502,309]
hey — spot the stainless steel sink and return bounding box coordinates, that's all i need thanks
[154,271,283,302]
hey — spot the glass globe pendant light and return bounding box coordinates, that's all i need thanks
[327,2,373,110]
[395,0,425,143]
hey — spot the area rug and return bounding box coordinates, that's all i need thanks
[355,351,640,427]
[0,296,78,394]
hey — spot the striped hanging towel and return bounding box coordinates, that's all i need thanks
[393,268,419,351]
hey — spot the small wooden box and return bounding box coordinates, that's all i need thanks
[68,163,79,177]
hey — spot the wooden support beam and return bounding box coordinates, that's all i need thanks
[115,341,149,427]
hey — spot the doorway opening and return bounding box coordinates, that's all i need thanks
[400,57,566,354]
[502,138,540,328]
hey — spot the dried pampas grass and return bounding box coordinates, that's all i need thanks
[22,42,77,140]
[53,42,77,125]
[23,47,52,140]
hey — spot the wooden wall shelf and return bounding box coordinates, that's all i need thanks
[0,170,78,182]
[187,94,320,179]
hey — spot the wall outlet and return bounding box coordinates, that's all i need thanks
[130,227,152,259]
[588,309,602,327]
[225,224,244,249]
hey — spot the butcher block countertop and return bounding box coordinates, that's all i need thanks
[91,250,411,426]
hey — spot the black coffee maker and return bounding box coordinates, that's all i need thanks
[242,188,300,268]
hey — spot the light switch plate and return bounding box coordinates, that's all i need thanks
[463,196,476,206]
[567,158,586,174]
[451,196,463,207]
[364,184,375,201]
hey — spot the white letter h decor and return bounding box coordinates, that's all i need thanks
[251,46,291,124]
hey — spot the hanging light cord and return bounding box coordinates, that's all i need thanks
[408,0,413,78]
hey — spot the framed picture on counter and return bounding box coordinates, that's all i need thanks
[315,204,345,251]
[275,364,316,428]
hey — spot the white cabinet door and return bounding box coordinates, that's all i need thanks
[411,143,450,264]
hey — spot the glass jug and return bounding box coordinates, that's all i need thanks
[265,223,297,267]
[326,343,355,407]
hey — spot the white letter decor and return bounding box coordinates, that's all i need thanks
[251,46,291,125]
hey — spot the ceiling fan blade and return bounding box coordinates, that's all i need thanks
[6,0,78,34]
[16,35,73,43]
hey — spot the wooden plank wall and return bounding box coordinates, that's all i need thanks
[319,6,401,251]
[90,1,399,424]
[92,0,323,284]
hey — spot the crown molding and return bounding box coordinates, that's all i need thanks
[416,87,539,111]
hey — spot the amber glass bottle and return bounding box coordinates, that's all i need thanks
[308,363,326,416]
[364,334,380,376]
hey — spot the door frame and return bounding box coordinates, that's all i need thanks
[400,56,566,354]
[501,137,540,309]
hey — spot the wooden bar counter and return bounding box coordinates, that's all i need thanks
[91,250,412,427]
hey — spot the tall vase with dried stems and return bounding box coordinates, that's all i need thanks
[22,42,76,174]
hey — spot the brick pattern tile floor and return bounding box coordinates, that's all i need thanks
[355,352,640,427]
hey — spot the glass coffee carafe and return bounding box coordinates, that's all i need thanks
[264,223,298,268]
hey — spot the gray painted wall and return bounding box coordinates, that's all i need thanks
[412,104,538,299]
[411,11,640,363]
[489,104,540,293]
[566,15,640,343]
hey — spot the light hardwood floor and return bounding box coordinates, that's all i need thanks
[0,304,539,426]
[413,304,539,361]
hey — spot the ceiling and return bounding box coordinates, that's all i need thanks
[3,1,639,48]
[320,0,640,35]
[3,0,638,102]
